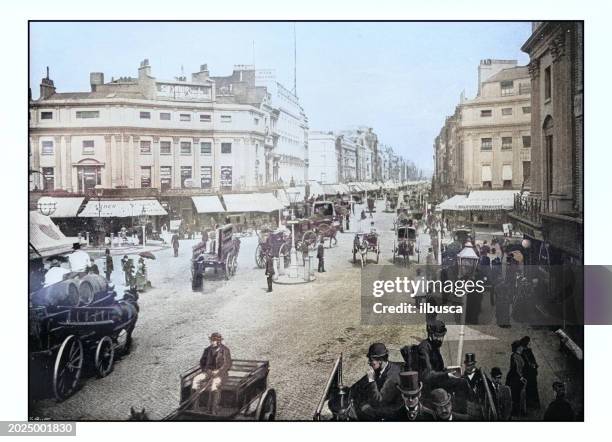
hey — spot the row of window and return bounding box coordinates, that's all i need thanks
[40,140,234,156]
[39,165,234,192]
[480,136,531,151]
[38,110,242,123]
[480,106,531,117]
[500,80,531,97]
[481,161,531,190]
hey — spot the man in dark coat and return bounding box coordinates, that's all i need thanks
[317,240,325,272]
[171,233,180,257]
[349,343,403,420]
[396,371,433,421]
[423,388,469,421]
[520,336,541,410]
[490,367,513,421]
[506,340,527,417]
[417,320,461,395]
[88,259,100,275]
[192,332,232,414]
[265,252,275,293]
[104,248,114,282]
[543,381,575,421]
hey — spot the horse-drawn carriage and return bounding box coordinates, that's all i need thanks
[29,274,138,401]
[352,231,381,267]
[163,360,276,421]
[191,224,241,290]
[393,224,417,266]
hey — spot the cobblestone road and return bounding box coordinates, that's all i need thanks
[30,200,581,421]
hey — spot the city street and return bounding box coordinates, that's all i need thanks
[30,200,578,421]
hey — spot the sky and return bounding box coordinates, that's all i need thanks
[29,21,531,172]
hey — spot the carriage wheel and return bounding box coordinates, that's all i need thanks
[224,252,234,280]
[375,248,380,264]
[94,336,115,378]
[230,253,238,276]
[53,335,83,401]
[255,244,265,269]
[255,389,277,421]
[116,328,133,355]
[353,250,356,264]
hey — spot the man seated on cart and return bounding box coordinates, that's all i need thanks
[192,332,232,414]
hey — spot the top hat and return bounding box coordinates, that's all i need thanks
[430,388,451,407]
[463,352,477,365]
[397,371,422,395]
[209,332,223,341]
[366,343,388,359]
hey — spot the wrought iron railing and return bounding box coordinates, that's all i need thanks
[513,194,559,223]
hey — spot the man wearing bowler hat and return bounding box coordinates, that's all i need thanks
[192,332,232,414]
[397,371,432,421]
[349,342,403,420]
[490,367,513,421]
[417,320,462,395]
[426,388,469,421]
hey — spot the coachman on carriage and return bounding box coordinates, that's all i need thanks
[352,231,381,267]
[393,222,417,266]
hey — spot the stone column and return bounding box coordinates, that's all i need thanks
[132,135,140,188]
[129,135,138,188]
[64,135,73,192]
[172,137,180,188]
[104,134,113,188]
[153,136,160,190]
[53,136,63,189]
[111,134,120,188]
[528,59,541,197]
[193,137,200,189]
[122,133,129,187]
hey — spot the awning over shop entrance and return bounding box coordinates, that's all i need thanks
[49,197,85,218]
[29,211,75,258]
[78,199,167,217]
[222,193,284,213]
[438,194,468,211]
[191,195,225,214]
[456,190,523,211]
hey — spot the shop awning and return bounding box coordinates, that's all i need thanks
[438,195,468,211]
[457,190,522,211]
[322,184,339,195]
[223,193,284,213]
[191,195,225,214]
[29,211,75,259]
[307,182,324,198]
[275,189,290,207]
[78,199,167,217]
[50,197,85,218]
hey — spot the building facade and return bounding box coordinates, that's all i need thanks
[510,21,584,263]
[433,59,532,199]
[307,131,338,184]
[30,60,271,195]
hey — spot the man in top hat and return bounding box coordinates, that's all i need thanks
[425,388,469,421]
[455,353,488,418]
[265,252,275,293]
[104,248,114,282]
[397,371,432,421]
[317,239,325,273]
[417,320,461,394]
[349,342,403,420]
[489,367,513,421]
[192,332,232,414]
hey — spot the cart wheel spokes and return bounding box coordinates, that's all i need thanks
[53,335,83,402]
[255,244,265,269]
[95,336,115,378]
[256,389,277,421]
[224,252,233,280]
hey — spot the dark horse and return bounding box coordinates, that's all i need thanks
[128,407,150,421]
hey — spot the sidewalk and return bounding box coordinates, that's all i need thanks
[84,242,170,257]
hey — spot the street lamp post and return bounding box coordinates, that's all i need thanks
[455,244,479,366]
[138,206,148,248]
[286,190,301,278]
[94,185,104,247]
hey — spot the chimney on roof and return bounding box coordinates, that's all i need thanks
[192,63,210,83]
[39,66,56,100]
[138,58,151,79]
[90,72,104,92]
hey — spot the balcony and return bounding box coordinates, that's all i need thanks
[512,194,560,225]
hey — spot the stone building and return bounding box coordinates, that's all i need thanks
[307,131,338,184]
[30,60,270,194]
[433,59,532,199]
[510,22,584,264]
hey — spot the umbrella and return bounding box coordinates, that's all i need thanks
[139,251,156,260]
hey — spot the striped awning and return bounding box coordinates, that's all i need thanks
[29,211,75,258]
[50,197,85,218]
[78,199,167,217]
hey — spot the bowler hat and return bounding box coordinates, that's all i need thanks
[430,388,451,407]
[463,352,476,365]
[491,367,502,378]
[209,332,223,341]
[397,371,422,395]
[427,319,447,335]
[366,343,388,359]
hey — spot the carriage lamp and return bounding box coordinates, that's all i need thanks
[37,196,57,216]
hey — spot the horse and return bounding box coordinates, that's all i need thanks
[128,407,150,421]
